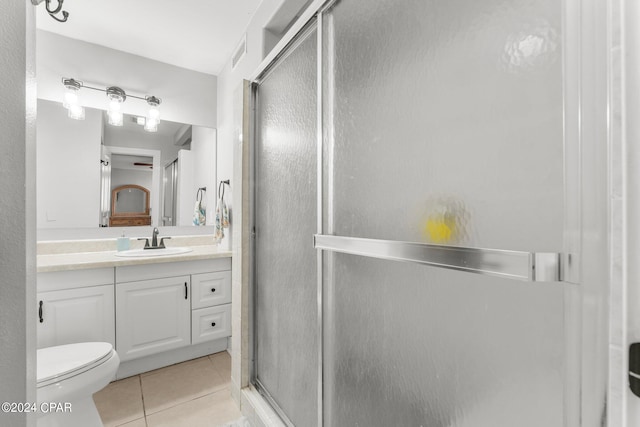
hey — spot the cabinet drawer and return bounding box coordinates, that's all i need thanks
[191,271,231,309]
[192,304,231,345]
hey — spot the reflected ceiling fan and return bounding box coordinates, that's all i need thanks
[133,162,153,169]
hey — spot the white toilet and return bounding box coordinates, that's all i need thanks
[37,342,120,427]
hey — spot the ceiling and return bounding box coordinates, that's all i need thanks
[35,0,263,75]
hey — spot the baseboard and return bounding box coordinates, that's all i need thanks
[231,377,242,406]
[115,338,228,379]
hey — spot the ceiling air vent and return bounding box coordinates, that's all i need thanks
[232,34,247,70]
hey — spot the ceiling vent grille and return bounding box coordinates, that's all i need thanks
[232,34,247,70]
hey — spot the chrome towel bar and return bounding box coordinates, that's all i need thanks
[313,235,562,282]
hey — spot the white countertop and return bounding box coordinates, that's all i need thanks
[37,236,232,273]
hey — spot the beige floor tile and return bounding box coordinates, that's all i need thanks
[119,418,147,427]
[146,389,242,427]
[93,376,145,427]
[141,357,228,414]
[141,356,211,377]
[209,351,231,378]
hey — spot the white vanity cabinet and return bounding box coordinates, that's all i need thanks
[37,268,115,349]
[36,253,232,378]
[115,258,232,365]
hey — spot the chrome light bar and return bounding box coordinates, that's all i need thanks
[313,235,562,282]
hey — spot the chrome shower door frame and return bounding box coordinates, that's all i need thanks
[245,0,611,425]
[249,16,322,427]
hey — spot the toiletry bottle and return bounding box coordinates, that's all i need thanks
[117,232,130,251]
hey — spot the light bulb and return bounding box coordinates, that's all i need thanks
[105,87,126,127]
[63,90,78,109]
[108,99,122,113]
[144,118,158,132]
[67,104,85,120]
[108,111,123,126]
[107,99,123,126]
[148,106,160,120]
[145,96,161,130]
[62,78,82,110]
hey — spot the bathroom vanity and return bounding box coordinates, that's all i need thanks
[36,238,232,379]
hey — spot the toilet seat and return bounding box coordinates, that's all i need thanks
[37,342,114,388]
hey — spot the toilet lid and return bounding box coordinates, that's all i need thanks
[37,342,114,386]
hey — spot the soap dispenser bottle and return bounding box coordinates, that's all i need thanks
[117,232,130,251]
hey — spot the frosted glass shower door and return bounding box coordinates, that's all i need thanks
[321,0,566,426]
[253,24,318,426]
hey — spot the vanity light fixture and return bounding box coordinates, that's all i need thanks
[106,87,125,127]
[31,0,69,23]
[62,78,85,120]
[60,77,162,132]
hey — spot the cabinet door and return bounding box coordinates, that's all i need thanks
[37,285,115,349]
[191,271,231,309]
[116,276,190,361]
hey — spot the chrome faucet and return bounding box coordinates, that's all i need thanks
[138,227,171,249]
[151,227,159,247]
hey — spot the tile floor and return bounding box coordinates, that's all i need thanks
[93,351,243,427]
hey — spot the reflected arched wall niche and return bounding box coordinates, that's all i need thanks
[110,184,151,227]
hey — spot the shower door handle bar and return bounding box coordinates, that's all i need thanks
[313,235,562,282]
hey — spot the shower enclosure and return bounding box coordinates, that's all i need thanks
[250,0,609,425]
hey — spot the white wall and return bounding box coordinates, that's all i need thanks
[36,99,102,229]
[0,2,37,425]
[176,150,195,226]
[216,0,310,248]
[192,127,217,225]
[37,30,217,128]
[217,0,284,184]
[155,127,217,227]
[623,0,640,424]
[104,126,179,169]
[215,0,311,409]
[111,169,153,192]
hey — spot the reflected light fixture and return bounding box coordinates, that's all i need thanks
[60,77,162,132]
[144,96,161,132]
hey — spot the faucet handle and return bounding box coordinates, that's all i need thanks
[137,238,150,249]
[159,237,171,248]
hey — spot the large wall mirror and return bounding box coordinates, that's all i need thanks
[36,99,217,232]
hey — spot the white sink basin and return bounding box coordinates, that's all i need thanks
[115,247,193,257]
